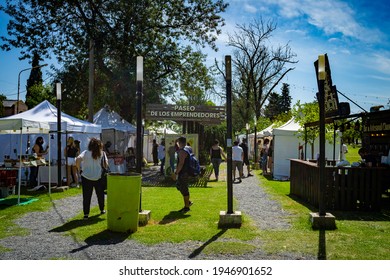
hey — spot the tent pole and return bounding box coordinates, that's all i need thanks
[17,129,23,205]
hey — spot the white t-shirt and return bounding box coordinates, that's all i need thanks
[341,144,348,160]
[232,145,243,161]
[77,150,107,181]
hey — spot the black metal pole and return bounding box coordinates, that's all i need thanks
[254,122,257,168]
[136,79,143,211]
[318,80,326,216]
[136,80,143,175]
[57,97,62,187]
[225,56,233,214]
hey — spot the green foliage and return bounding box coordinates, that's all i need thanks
[1,0,228,121]
[292,100,336,159]
[25,84,56,109]
[264,83,292,121]
[25,52,45,108]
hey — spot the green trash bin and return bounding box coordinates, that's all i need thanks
[107,173,141,233]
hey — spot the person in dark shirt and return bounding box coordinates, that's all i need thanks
[210,139,226,181]
[358,147,377,167]
[239,138,253,177]
[152,139,159,166]
[173,136,193,213]
[64,137,80,187]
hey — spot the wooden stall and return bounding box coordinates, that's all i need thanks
[290,109,390,211]
[290,160,388,211]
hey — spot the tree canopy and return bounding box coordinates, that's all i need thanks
[1,0,228,121]
[223,18,298,130]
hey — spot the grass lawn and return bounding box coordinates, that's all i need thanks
[1,160,389,259]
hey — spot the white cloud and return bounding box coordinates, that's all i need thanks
[244,4,257,14]
[260,0,384,43]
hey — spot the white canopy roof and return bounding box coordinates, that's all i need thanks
[3,100,101,134]
[272,118,301,136]
[0,118,50,134]
[93,106,136,133]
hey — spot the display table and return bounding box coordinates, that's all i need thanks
[0,168,18,198]
[38,165,67,184]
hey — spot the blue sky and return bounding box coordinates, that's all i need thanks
[1,0,389,114]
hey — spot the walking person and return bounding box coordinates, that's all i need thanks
[267,140,274,175]
[232,140,244,183]
[239,138,253,177]
[158,139,165,175]
[261,138,270,175]
[64,136,80,187]
[210,139,226,181]
[76,138,108,220]
[167,140,178,174]
[152,139,159,166]
[172,136,193,213]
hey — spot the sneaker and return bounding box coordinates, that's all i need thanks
[100,210,106,215]
[247,173,253,177]
[179,207,190,213]
[83,215,89,220]
[189,201,194,207]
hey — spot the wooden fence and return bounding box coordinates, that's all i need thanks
[290,159,387,211]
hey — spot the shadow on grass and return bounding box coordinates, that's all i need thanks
[288,194,390,222]
[188,229,228,259]
[159,211,191,225]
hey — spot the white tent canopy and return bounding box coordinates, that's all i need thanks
[0,118,50,134]
[272,118,340,180]
[93,106,136,133]
[8,100,101,134]
[0,100,101,179]
[0,117,50,204]
[93,106,136,155]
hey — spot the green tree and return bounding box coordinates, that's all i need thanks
[280,83,291,113]
[292,100,335,159]
[26,84,56,109]
[292,101,319,159]
[1,0,228,121]
[25,52,45,109]
[264,91,281,120]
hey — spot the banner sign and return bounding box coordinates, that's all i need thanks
[145,104,225,124]
[314,54,340,117]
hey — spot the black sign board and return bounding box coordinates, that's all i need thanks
[145,104,226,124]
[314,54,340,117]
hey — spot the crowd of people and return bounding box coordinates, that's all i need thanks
[26,133,276,216]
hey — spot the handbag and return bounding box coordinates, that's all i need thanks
[100,152,110,189]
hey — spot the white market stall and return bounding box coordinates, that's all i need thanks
[0,100,101,184]
[272,118,340,180]
[0,118,50,204]
[93,106,136,173]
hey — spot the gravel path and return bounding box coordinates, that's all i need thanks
[0,169,315,260]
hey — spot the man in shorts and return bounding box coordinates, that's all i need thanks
[232,140,244,183]
[173,136,193,213]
